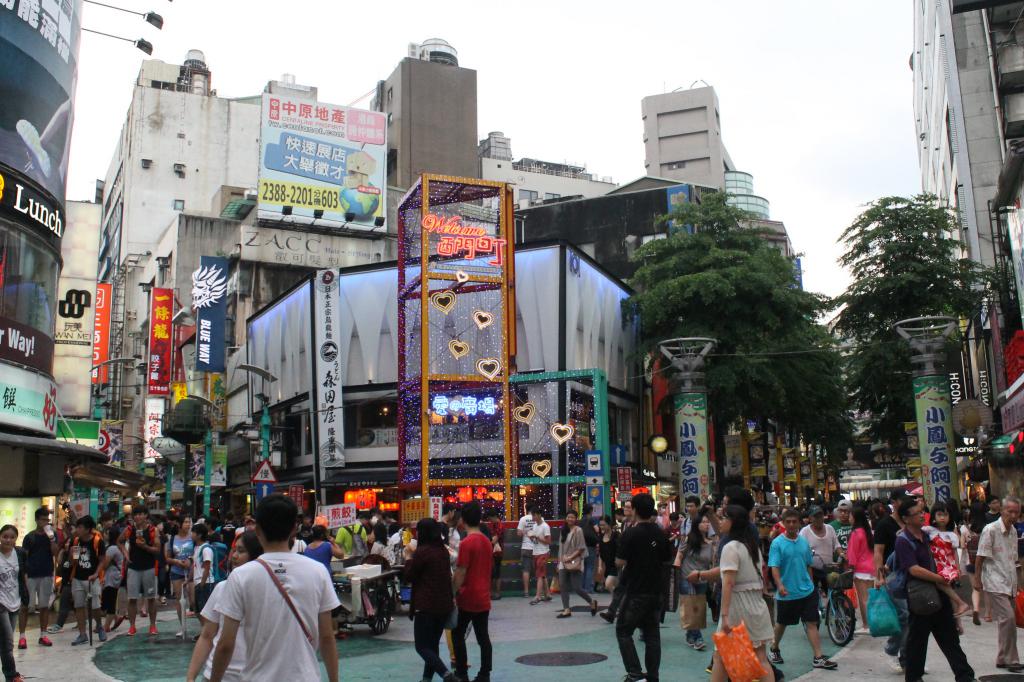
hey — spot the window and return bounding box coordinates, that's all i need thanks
[641,233,667,245]
[344,398,398,447]
[544,193,561,200]
[519,189,538,203]
[387,87,393,103]
[173,199,185,211]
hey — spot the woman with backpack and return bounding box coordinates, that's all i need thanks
[185,531,264,682]
[166,517,194,635]
[0,524,28,682]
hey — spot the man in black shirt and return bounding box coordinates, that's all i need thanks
[119,506,161,636]
[615,493,670,682]
[872,491,911,673]
[70,516,106,645]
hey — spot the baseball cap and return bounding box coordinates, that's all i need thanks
[807,505,824,517]
[836,499,853,511]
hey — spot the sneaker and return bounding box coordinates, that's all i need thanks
[768,647,784,665]
[704,661,713,674]
[17,637,26,650]
[813,656,838,670]
[692,639,706,651]
[71,633,89,646]
[127,625,137,636]
[889,659,904,674]
[148,625,159,636]
[38,636,52,646]
[97,628,107,642]
[175,631,183,638]
[45,625,62,634]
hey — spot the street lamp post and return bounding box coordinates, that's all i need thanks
[187,394,217,518]
[894,316,959,505]
[237,364,277,464]
[659,338,716,501]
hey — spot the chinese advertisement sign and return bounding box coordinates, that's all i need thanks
[913,375,960,505]
[210,445,227,487]
[674,392,710,500]
[147,288,172,395]
[98,420,124,467]
[258,94,386,230]
[0,366,57,435]
[91,283,111,384]
[143,397,164,463]
[189,442,205,486]
[314,270,344,481]
[192,256,227,373]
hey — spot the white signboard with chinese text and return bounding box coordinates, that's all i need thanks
[313,270,345,483]
[321,503,357,529]
[258,93,386,230]
[143,397,165,463]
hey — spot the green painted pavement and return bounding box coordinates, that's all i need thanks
[93,597,839,681]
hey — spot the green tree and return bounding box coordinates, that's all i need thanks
[834,194,990,444]
[627,192,849,451]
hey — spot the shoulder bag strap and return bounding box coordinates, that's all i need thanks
[256,559,315,646]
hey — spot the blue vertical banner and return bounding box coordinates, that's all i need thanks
[192,256,228,373]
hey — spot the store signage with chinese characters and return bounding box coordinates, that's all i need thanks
[422,212,507,266]
[913,375,960,505]
[674,392,711,500]
[147,288,173,394]
[91,283,111,384]
[143,397,164,463]
[240,225,385,268]
[431,395,497,417]
[192,256,228,373]
[0,365,57,435]
[313,270,344,478]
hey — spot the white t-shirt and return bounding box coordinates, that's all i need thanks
[291,539,307,554]
[193,544,215,585]
[202,582,247,682]
[517,515,536,551]
[530,521,552,557]
[0,550,20,612]
[217,552,340,681]
[799,523,840,569]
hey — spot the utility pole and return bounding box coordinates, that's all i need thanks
[894,316,959,505]
[659,337,716,501]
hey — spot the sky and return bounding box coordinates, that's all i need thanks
[66,0,921,298]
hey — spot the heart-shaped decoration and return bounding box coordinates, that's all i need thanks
[430,290,456,314]
[513,402,536,425]
[473,310,494,330]
[531,460,552,478]
[448,340,470,359]
[550,422,575,445]
[476,358,501,381]
[455,270,469,283]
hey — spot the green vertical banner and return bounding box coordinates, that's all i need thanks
[674,392,711,500]
[912,375,959,505]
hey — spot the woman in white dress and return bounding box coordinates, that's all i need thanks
[710,505,775,682]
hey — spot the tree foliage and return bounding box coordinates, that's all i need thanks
[833,194,990,444]
[627,191,850,450]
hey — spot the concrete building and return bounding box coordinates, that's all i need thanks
[372,39,478,189]
[641,85,735,188]
[478,131,616,208]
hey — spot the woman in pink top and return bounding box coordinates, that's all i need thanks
[846,506,875,632]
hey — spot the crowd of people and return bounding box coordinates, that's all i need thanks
[0,487,1019,682]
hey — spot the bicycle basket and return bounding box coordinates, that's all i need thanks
[827,571,854,590]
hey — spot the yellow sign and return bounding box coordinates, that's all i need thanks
[258,179,341,212]
[170,382,187,406]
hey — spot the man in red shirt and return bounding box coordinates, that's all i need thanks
[452,501,493,682]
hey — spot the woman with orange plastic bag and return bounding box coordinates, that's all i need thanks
[709,505,774,682]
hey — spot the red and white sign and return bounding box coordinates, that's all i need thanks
[429,496,443,521]
[143,397,164,463]
[321,503,357,529]
[147,287,173,395]
[287,484,305,509]
[251,460,277,484]
[617,466,633,491]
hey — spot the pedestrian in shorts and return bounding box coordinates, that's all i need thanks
[18,507,56,649]
[516,505,537,598]
[119,506,161,636]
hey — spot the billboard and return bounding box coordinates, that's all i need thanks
[0,0,83,203]
[53,201,99,417]
[0,363,57,435]
[191,256,228,373]
[258,93,386,230]
[313,269,345,481]
[91,282,111,385]
[147,287,173,395]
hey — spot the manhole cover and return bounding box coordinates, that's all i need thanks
[979,676,1024,681]
[515,652,607,666]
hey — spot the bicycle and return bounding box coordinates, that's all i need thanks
[820,565,856,646]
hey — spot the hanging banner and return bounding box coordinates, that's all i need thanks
[91,282,112,384]
[748,438,766,477]
[192,256,228,373]
[172,459,185,493]
[147,287,173,395]
[210,445,227,487]
[782,447,798,483]
[170,382,187,406]
[143,398,164,463]
[723,434,743,478]
[313,270,344,483]
[189,442,206,486]
[799,450,813,488]
[98,419,124,467]
[674,392,711,500]
[205,373,227,432]
[913,375,960,505]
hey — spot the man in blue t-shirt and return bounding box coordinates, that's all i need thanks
[768,508,837,670]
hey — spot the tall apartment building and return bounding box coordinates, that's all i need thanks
[641,85,735,188]
[478,131,616,208]
[372,39,478,188]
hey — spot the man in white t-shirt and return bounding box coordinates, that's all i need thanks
[191,523,216,620]
[528,509,551,604]
[516,504,537,598]
[798,507,840,593]
[209,495,340,682]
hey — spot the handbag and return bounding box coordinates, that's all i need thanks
[1015,590,1024,629]
[680,593,707,630]
[906,577,941,616]
[257,559,315,646]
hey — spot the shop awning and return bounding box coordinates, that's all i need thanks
[71,462,161,495]
[0,432,108,462]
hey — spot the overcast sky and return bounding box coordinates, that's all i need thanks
[67,0,919,297]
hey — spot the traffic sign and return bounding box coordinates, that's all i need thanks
[585,450,603,477]
[254,482,274,501]
[252,460,277,484]
[586,475,604,487]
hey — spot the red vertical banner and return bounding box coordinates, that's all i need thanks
[91,283,112,384]
[148,288,173,395]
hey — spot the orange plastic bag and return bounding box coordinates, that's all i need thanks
[1015,590,1024,628]
[846,587,858,609]
[711,622,768,682]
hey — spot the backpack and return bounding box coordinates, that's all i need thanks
[71,531,105,581]
[198,541,229,583]
[337,524,368,558]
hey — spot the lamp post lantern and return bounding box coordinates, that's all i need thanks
[659,337,716,501]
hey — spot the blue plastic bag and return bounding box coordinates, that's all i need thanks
[867,586,901,637]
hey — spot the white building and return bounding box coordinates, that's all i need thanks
[478,132,616,209]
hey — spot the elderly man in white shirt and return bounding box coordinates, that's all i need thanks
[973,496,1023,672]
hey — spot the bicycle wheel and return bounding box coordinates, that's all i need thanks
[826,591,855,646]
[369,588,392,635]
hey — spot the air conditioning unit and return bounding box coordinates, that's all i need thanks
[173,163,186,178]
[126,310,137,320]
[999,44,1024,88]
